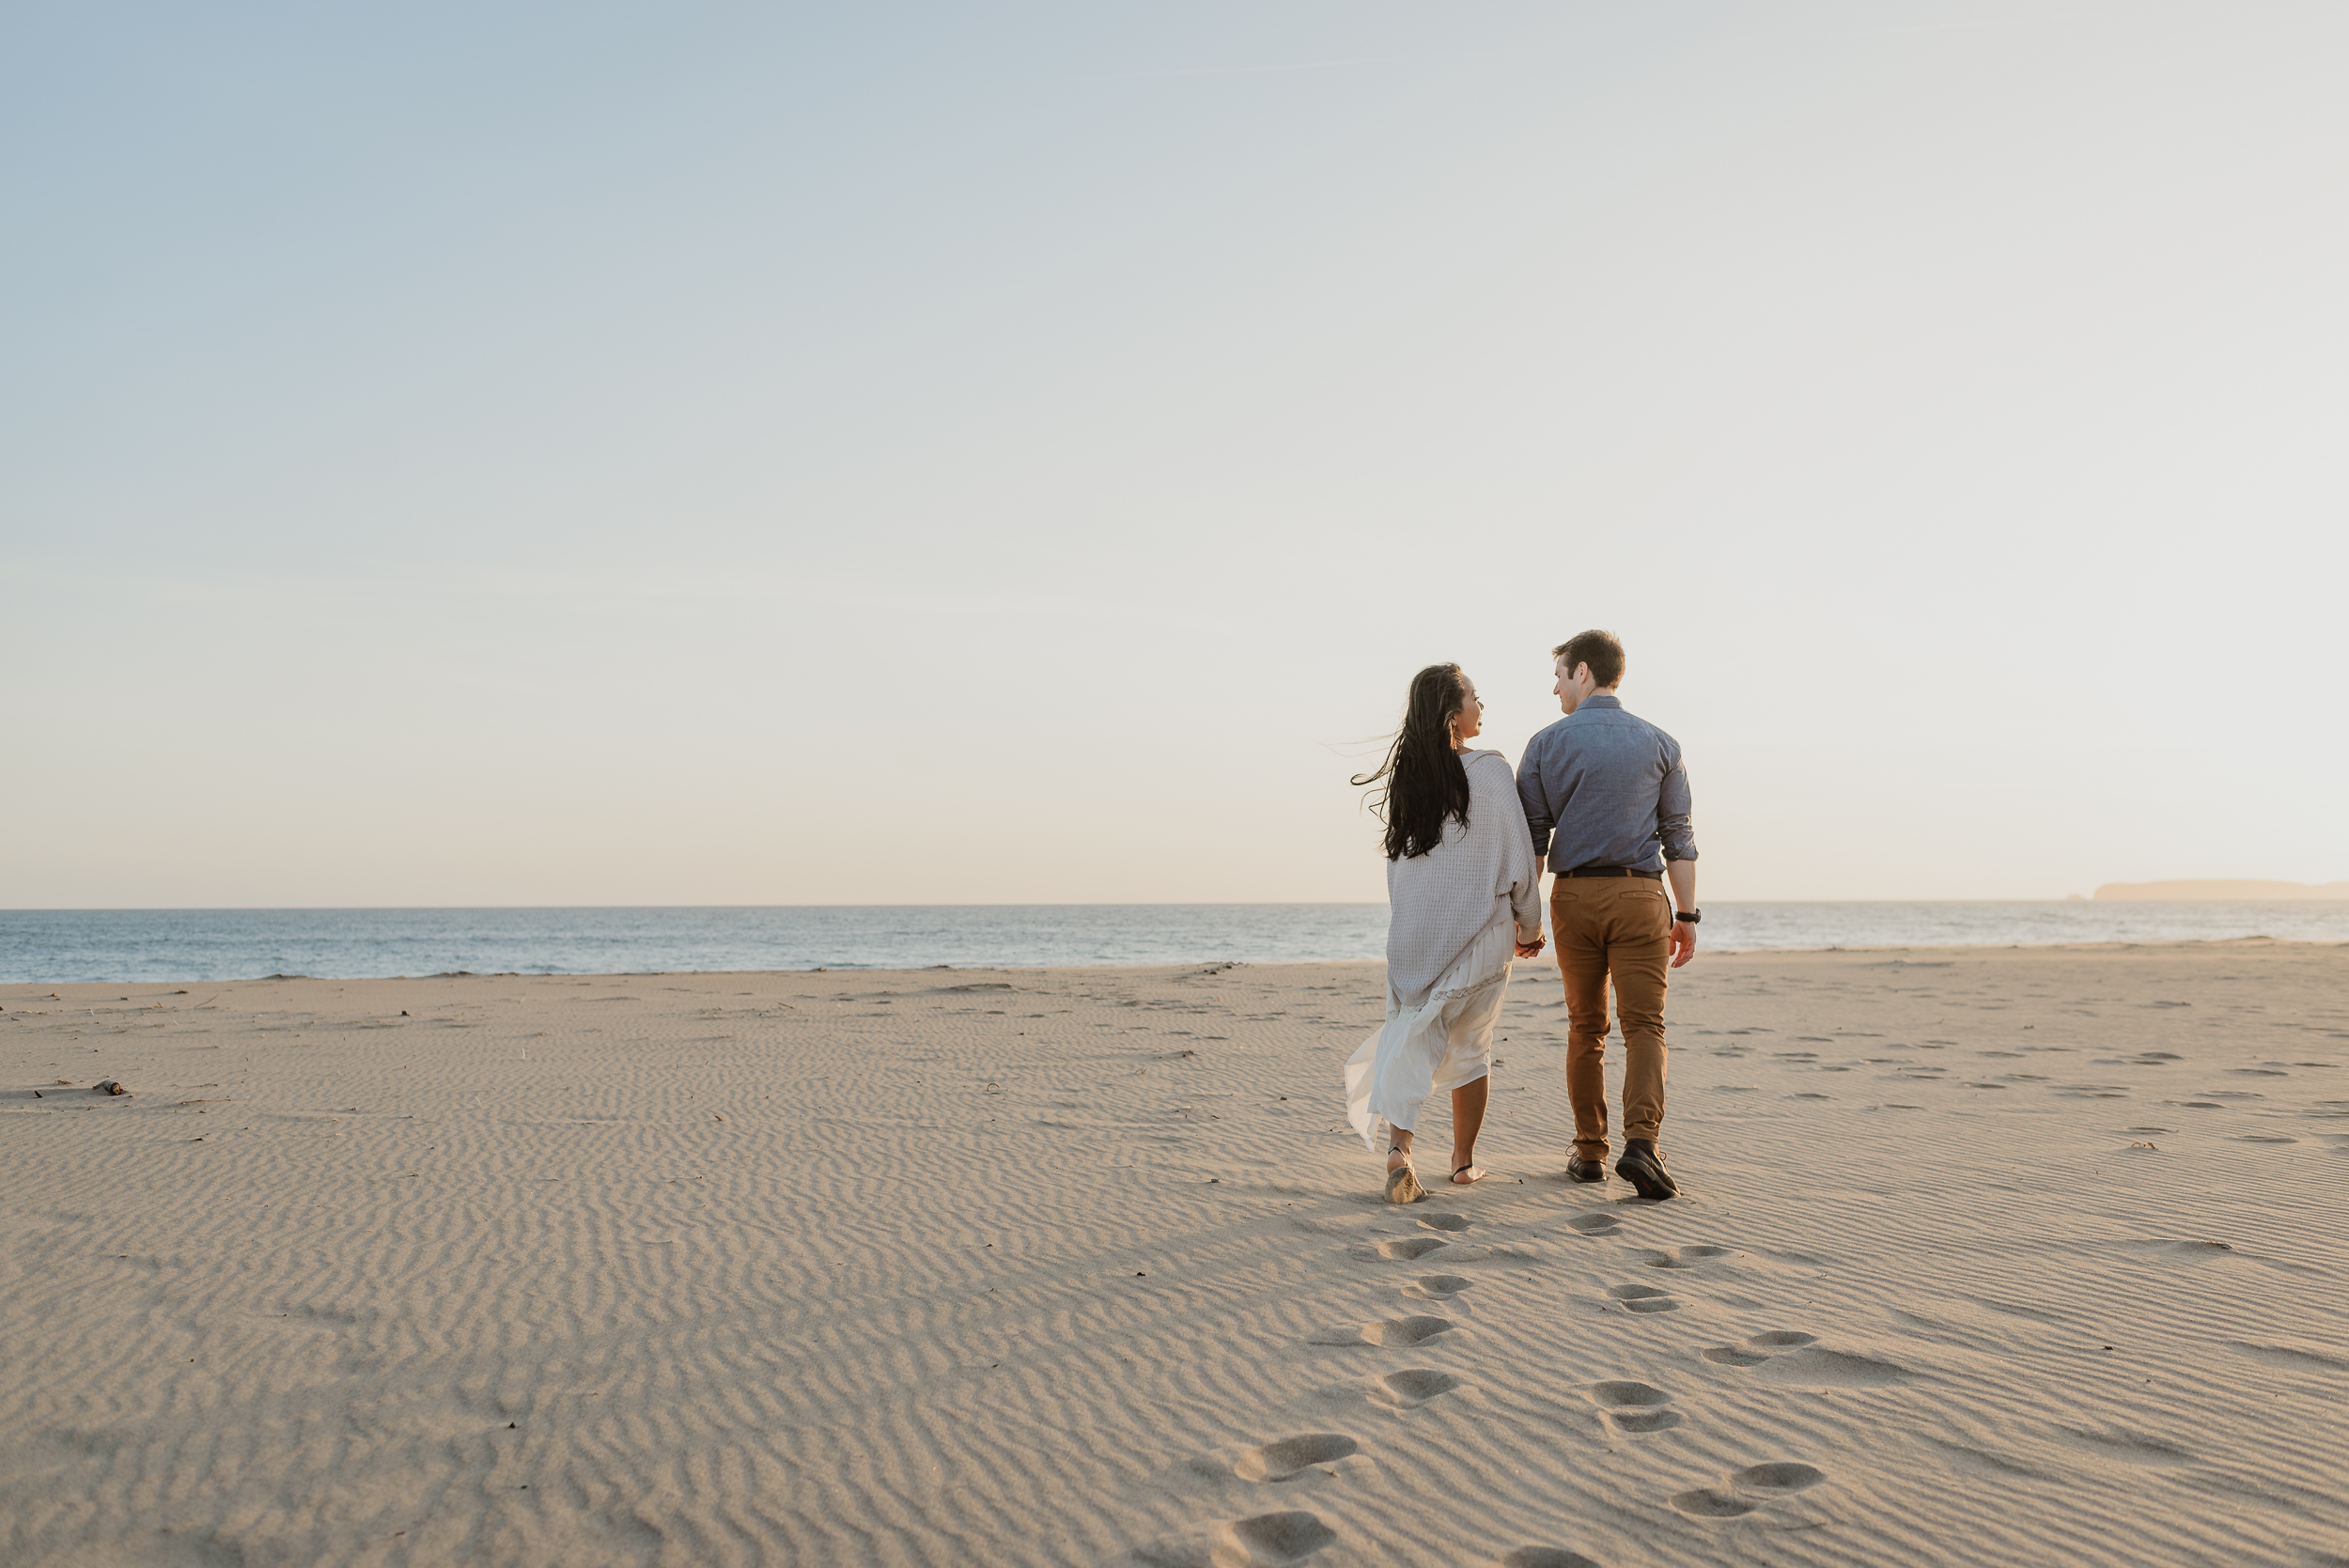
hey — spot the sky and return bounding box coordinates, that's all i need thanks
[5,1,2346,908]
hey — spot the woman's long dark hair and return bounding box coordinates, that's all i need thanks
[1353,663,1472,861]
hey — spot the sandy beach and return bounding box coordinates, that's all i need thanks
[5,943,2346,1567]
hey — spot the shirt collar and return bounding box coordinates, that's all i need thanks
[1578,694,1623,711]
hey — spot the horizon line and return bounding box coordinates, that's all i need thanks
[8,897,2349,914]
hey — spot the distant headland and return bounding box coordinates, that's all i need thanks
[2092,879,2349,901]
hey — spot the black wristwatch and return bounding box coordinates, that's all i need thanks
[1674,908,1701,924]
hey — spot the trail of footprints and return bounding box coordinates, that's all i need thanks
[1578,1238,1838,1533]
[1583,1243,1835,1529]
[1137,1217,1482,1564]
[1138,1205,1834,1564]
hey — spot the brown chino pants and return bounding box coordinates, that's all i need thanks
[1550,876,1672,1158]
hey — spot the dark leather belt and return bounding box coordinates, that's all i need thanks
[1558,864,1662,879]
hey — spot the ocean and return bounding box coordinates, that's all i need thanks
[3,902,2346,984]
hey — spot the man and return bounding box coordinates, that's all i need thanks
[1515,629,1698,1201]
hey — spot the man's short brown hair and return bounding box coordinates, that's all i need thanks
[1553,629,1626,689]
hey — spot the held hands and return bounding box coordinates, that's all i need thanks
[1514,929,1547,959]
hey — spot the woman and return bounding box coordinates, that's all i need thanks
[1346,663,1545,1203]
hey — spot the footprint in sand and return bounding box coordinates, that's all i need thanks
[1221,1512,1337,1563]
[1501,1550,1603,1568]
[1236,1435,1358,1483]
[1377,1236,1450,1262]
[1418,1212,1472,1233]
[1402,1274,1470,1301]
[1127,1512,1338,1567]
[1671,1488,1754,1518]
[1584,1380,1683,1433]
[1738,1462,1828,1491]
[1310,1315,1455,1348]
[1563,1214,1621,1236]
[1369,1316,1455,1347]
[1374,1368,1460,1408]
[1703,1329,1812,1363]
[1671,1462,1827,1517]
[1606,1283,1680,1314]
[1646,1245,1730,1270]
[1700,1331,1906,1388]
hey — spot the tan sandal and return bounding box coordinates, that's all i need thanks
[1383,1146,1428,1204]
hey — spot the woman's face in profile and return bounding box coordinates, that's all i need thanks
[1452,676,1483,746]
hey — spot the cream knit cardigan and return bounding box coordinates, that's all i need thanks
[1383,749,1544,1012]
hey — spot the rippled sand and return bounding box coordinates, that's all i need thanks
[5,944,2345,1566]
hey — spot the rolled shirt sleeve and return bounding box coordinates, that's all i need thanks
[1657,747,1698,862]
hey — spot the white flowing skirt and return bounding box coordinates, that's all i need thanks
[1345,917,1515,1151]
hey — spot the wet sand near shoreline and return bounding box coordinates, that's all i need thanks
[5,943,2345,1567]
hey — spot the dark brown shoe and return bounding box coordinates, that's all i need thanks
[1616,1140,1678,1201]
[1565,1154,1607,1183]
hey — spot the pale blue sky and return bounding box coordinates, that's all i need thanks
[6,2,2345,907]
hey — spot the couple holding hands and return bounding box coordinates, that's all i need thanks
[1344,629,1700,1204]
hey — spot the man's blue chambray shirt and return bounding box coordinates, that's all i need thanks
[1515,695,1698,874]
